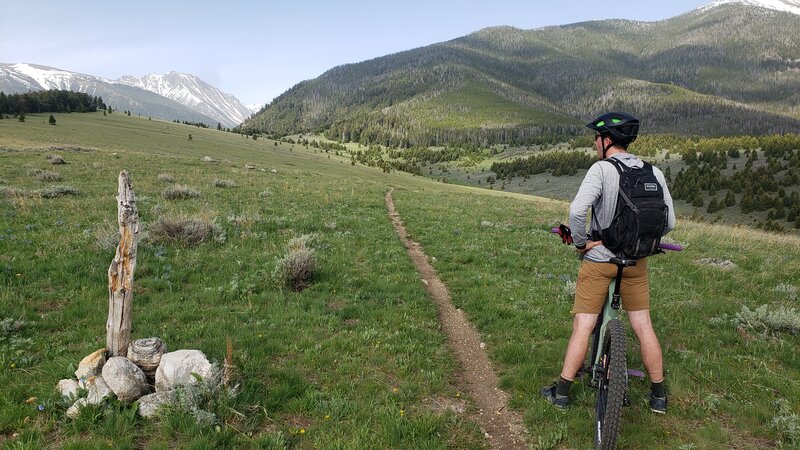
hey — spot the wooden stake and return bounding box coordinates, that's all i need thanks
[106,171,139,357]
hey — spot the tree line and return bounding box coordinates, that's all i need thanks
[490,150,596,179]
[0,90,105,115]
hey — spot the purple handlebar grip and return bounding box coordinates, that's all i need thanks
[552,228,683,252]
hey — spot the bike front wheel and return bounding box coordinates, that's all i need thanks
[595,318,626,450]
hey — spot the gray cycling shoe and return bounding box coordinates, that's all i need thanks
[541,383,570,409]
[649,393,667,414]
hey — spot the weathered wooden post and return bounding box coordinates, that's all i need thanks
[106,171,139,357]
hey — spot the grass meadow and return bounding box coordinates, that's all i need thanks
[1,112,799,449]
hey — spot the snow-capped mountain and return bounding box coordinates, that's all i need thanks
[0,63,245,127]
[117,72,253,128]
[700,0,800,14]
[246,103,265,114]
[0,63,112,95]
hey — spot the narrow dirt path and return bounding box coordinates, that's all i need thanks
[385,190,528,449]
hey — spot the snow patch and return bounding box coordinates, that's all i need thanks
[700,0,800,15]
[116,72,251,127]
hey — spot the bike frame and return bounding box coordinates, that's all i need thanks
[591,283,620,383]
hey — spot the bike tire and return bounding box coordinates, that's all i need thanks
[595,319,627,450]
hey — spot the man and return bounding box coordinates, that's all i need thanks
[541,112,676,413]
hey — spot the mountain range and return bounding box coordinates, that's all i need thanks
[0,63,254,128]
[240,0,800,145]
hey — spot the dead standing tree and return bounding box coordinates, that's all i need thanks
[106,171,139,357]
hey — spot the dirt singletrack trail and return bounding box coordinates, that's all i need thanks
[385,190,528,449]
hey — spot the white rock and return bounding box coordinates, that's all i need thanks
[127,337,166,372]
[155,350,213,392]
[480,221,493,228]
[86,376,114,405]
[66,398,88,419]
[202,156,213,162]
[102,357,150,404]
[270,169,277,173]
[57,379,80,400]
[75,348,107,380]
[137,390,177,418]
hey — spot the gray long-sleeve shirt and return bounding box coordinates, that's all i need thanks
[569,152,676,263]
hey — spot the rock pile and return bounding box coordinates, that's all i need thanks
[57,338,214,419]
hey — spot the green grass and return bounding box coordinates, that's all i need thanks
[391,190,800,448]
[1,111,799,448]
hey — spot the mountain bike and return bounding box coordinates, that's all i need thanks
[552,225,682,450]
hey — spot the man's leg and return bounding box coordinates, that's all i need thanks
[627,310,662,381]
[542,313,599,407]
[542,260,608,407]
[561,313,600,380]
[628,309,667,413]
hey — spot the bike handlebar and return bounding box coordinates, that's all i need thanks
[550,227,683,252]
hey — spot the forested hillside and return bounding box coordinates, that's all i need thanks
[0,90,106,115]
[240,4,800,146]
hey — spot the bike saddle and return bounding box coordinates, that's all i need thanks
[609,257,638,267]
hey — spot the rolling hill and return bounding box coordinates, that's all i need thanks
[240,2,800,145]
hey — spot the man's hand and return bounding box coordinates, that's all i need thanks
[575,240,603,254]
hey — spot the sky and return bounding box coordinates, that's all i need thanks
[1,0,712,106]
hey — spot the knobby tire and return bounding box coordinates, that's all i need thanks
[595,319,626,450]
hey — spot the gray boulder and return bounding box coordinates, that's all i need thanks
[66,398,88,419]
[57,379,80,400]
[86,376,114,405]
[138,386,202,419]
[155,350,213,392]
[101,357,150,403]
[138,390,177,418]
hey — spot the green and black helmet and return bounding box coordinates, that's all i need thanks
[586,112,639,148]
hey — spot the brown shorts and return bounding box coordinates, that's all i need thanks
[572,259,650,314]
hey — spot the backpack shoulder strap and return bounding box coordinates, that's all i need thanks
[603,158,638,210]
[603,157,627,175]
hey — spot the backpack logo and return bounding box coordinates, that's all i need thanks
[644,183,658,192]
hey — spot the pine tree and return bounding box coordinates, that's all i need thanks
[724,190,736,207]
[707,197,720,214]
[48,114,56,125]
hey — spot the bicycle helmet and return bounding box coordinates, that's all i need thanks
[586,112,639,157]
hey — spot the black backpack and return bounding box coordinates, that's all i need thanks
[594,158,669,259]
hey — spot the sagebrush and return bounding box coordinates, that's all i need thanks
[147,215,226,246]
[162,185,201,200]
[274,234,318,291]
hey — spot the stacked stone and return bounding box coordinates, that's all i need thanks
[56,338,214,419]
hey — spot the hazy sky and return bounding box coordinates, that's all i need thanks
[2,0,712,105]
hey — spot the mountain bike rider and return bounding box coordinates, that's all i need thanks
[541,112,677,413]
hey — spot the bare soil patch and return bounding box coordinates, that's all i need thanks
[385,190,528,449]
